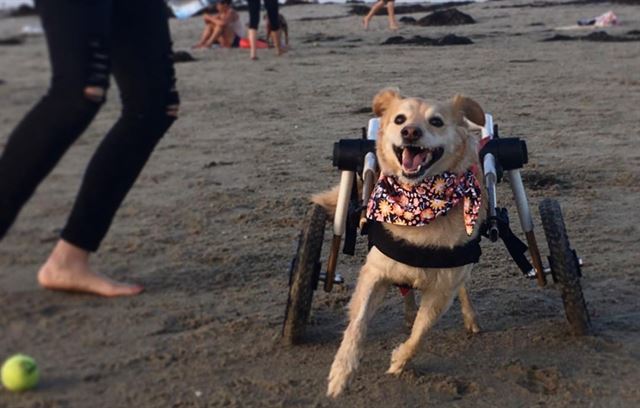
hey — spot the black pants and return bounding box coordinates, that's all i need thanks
[0,0,179,252]
[247,0,279,30]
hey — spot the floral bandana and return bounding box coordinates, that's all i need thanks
[366,170,482,235]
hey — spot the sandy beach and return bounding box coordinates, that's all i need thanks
[1,1,640,406]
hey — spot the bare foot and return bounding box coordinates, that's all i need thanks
[363,17,370,30]
[37,240,144,297]
[389,23,399,31]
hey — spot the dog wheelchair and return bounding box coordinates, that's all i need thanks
[282,114,590,345]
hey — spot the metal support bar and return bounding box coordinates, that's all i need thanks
[507,169,546,286]
[325,170,354,292]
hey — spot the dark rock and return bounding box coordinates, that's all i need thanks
[302,33,345,43]
[543,34,574,42]
[0,36,25,46]
[434,33,474,45]
[171,50,196,63]
[8,4,37,17]
[399,16,417,24]
[382,34,473,46]
[543,31,640,43]
[416,8,475,26]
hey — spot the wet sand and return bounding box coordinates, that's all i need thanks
[1,1,640,406]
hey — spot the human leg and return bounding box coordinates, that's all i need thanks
[386,1,399,30]
[193,23,214,48]
[217,25,236,48]
[247,0,260,59]
[202,22,225,47]
[0,0,111,242]
[263,0,283,55]
[40,0,179,296]
[363,1,384,29]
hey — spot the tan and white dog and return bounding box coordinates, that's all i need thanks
[315,88,487,398]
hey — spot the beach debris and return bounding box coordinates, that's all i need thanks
[171,50,197,63]
[7,4,37,17]
[414,8,476,26]
[382,34,473,46]
[0,35,25,46]
[578,10,618,27]
[349,2,473,17]
[543,31,640,42]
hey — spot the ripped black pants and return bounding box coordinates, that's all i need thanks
[0,0,179,251]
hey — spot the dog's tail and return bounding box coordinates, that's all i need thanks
[310,179,363,218]
[311,186,340,218]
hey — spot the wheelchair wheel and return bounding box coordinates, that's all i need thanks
[282,203,328,345]
[539,198,591,336]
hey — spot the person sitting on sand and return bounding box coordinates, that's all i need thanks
[193,0,244,49]
[363,0,399,31]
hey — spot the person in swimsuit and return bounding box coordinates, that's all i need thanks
[0,0,179,297]
[193,0,244,49]
[363,0,399,31]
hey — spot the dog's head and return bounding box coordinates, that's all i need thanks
[372,88,485,185]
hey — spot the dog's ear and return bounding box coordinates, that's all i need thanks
[452,95,485,128]
[372,87,401,117]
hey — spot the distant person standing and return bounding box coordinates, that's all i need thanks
[363,0,399,31]
[246,0,284,60]
[0,0,179,296]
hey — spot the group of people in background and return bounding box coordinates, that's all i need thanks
[193,0,397,59]
[193,0,287,60]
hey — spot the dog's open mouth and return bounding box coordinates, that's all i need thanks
[393,145,444,178]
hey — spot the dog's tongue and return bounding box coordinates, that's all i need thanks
[402,148,428,172]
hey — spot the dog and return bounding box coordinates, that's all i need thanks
[265,13,288,48]
[313,88,487,398]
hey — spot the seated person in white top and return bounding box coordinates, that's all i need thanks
[193,0,243,49]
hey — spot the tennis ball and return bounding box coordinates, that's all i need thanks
[1,354,40,392]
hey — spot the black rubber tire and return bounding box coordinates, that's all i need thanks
[539,198,591,336]
[282,203,328,345]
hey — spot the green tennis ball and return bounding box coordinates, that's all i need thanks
[1,354,40,392]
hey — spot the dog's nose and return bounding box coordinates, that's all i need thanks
[400,125,423,143]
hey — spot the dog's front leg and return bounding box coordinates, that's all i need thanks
[458,284,480,334]
[327,267,387,398]
[387,280,459,375]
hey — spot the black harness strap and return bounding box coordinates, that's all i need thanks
[367,221,481,269]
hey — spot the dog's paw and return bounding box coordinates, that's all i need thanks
[327,367,350,398]
[387,347,409,375]
[464,319,481,335]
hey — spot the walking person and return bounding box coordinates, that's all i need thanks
[246,0,284,60]
[0,0,180,297]
[363,0,399,31]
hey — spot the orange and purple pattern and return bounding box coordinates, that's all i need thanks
[366,170,482,235]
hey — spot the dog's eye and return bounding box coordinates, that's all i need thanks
[394,114,406,125]
[428,117,444,127]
